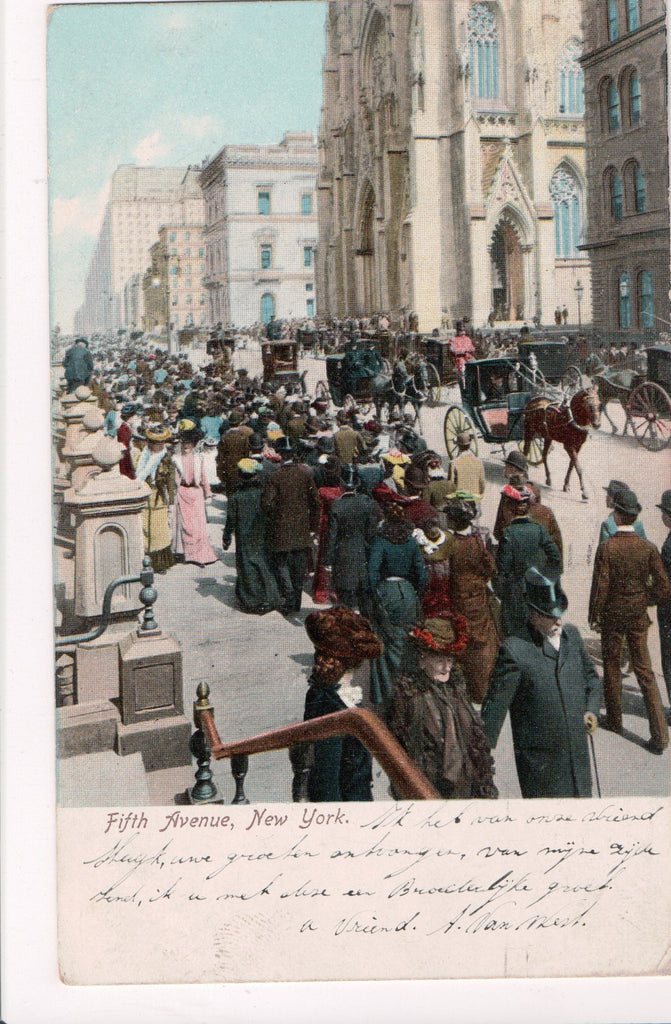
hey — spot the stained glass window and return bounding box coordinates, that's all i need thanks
[468,3,500,101]
[550,166,582,256]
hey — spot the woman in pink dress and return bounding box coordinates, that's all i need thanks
[172,423,217,567]
[450,322,476,380]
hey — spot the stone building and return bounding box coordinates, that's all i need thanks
[317,1,592,331]
[75,166,204,335]
[200,133,318,326]
[580,0,669,339]
[141,225,208,342]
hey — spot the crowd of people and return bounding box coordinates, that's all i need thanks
[60,326,671,804]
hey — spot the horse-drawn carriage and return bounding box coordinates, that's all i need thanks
[295,326,318,352]
[442,340,601,500]
[321,351,375,412]
[589,345,671,451]
[261,338,306,392]
[415,335,459,402]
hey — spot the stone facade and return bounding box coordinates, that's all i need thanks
[200,133,318,327]
[76,166,204,335]
[317,1,592,331]
[580,0,669,339]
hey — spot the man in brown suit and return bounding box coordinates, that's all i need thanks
[528,483,563,568]
[216,410,251,495]
[333,410,365,464]
[262,437,320,614]
[589,487,671,753]
[448,431,486,501]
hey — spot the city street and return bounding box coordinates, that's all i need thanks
[61,341,670,807]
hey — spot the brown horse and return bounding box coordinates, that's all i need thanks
[523,386,601,501]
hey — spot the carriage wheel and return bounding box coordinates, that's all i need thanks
[443,406,478,459]
[627,382,671,451]
[315,380,330,402]
[562,365,583,391]
[425,362,442,405]
[518,437,544,466]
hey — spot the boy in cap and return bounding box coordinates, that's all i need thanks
[493,450,529,542]
[656,490,671,704]
[589,487,671,753]
[599,479,646,546]
[482,568,601,797]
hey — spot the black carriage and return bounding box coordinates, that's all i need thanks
[261,338,302,389]
[322,352,374,411]
[418,335,459,401]
[442,353,559,463]
[625,346,671,450]
[295,326,317,351]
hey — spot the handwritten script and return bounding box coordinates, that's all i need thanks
[58,800,670,983]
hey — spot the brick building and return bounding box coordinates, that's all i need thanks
[580,0,669,339]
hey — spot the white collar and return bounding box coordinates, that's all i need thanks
[616,524,636,532]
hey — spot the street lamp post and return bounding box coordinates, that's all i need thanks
[574,279,584,331]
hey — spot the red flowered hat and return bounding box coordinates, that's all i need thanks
[409,585,470,654]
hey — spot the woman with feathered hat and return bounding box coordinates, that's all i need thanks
[172,421,217,567]
[134,424,176,573]
[388,592,498,800]
[303,607,383,801]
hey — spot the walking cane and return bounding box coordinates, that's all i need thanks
[588,731,602,798]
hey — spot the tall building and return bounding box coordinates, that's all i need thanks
[580,0,669,339]
[141,224,208,339]
[75,165,204,335]
[317,1,592,331]
[200,132,318,326]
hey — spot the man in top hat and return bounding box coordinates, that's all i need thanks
[326,464,382,614]
[493,449,529,542]
[261,436,320,616]
[482,568,601,797]
[448,430,485,502]
[656,489,671,704]
[599,479,646,547]
[589,487,671,753]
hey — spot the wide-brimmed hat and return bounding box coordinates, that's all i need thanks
[381,448,410,465]
[409,588,469,654]
[523,567,568,618]
[237,457,262,476]
[443,493,478,522]
[144,425,172,443]
[603,479,627,497]
[656,489,671,515]
[305,607,382,667]
[178,427,203,445]
[503,449,528,472]
[613,487,641,515]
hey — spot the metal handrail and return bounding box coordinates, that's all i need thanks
[193,689,440,801]
[54,555,159,647]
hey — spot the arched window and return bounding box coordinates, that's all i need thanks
[550,165,582,256]
[607,169,624,220]
[608,0,619,41]
[260,293,275,324]
[558,40,584,114]
[626,0,640,32]
[468,3,500,101]
[629,71,642,124]
[619,273,631,328]
[638,270,654,328]
[608,81,621,131]
[634,164,647,212]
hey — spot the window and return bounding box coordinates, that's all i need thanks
[610,171,624,220]
[198,248,204,257]
[201,294,206,305]
[306,283,314,292]
[260,245,272,269]
[260,293,275,323]
[185,248,190,257]
[638,271,654,328]
[187,295,192,304]
[169,232,176,242]
[608,82,621,131]
[258,190,270,215]
[629,71,642,125]
[303,246,313,267]
[468,3,500,101]
[626,0,639,31]
[170,265,178,275]
[558,40,584,114]
[307,299,315,316]
[634,164,647,212]
[301,193,313,216]
[550,165,582,256]
[608,0,619,41]
[185,231,191,241]
[186,279,192,289]
[619,273,631,327]
[172,295,178,306]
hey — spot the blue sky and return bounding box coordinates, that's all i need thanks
[48,1,327,331]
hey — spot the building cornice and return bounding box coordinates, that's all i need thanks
[580,15,666,68]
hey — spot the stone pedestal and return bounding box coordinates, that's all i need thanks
[62,385,97,452]
[74,621,134,703]
[116,629,190,769]
[64,406,106,491]
[63,437,150,619]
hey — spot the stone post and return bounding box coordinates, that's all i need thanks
[63,406,106,491]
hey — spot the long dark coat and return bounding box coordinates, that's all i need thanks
[222,480,282,613]
[63,342,93,386]
[303,681,372,802]
[481,623,602,798]
[495,516,561,636]
[327,492,381,591]
[261,461,320,552]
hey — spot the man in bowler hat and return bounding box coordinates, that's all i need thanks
[482,568,601,797]
[589,487,671,753]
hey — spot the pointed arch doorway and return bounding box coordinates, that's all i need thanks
[489,215,525,321]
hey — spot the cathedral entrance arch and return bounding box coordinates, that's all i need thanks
[489,212,526,321]
[358,187,378,313]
